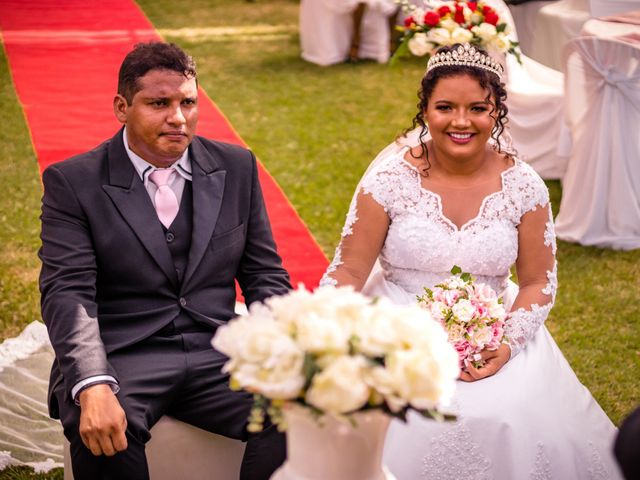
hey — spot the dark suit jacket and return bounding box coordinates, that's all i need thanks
[39,129,291,418]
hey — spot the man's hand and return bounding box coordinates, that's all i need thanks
[78,384,128,456]
[459,343,511,382]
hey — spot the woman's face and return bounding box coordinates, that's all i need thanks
[424,73,496,162]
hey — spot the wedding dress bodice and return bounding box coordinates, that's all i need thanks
[322,147,558,357]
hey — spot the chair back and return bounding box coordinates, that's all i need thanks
[589,0,640,16]
[556,36,640,248]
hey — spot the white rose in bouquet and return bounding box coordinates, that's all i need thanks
[408,33,434,57]
[305,355,371,415]
[451,27,474,45]
[427,27,453,46]
[472,22,497,42]
[212,285,459,431]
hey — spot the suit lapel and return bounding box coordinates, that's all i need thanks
[102,129,179,288]
[183,137,226,286]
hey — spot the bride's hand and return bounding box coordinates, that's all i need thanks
[459,344,511,382]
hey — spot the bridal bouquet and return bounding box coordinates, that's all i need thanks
[417,266,507,369]
[212,285,459,431]
[392,0,521,63]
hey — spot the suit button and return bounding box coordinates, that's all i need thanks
[166,232,175,243]
[179,297,187,307]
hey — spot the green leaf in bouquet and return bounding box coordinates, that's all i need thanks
[417,408,457,422]
[389,33,412,67]
[450,265,462,275]
[496,23,507,33]
[302,353,320,390]
[460,272,472,283]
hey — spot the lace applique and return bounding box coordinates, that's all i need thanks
[544,207,557,255]
[542,262,558,298]
[505,302,553,357]
[421,420,492,480]
[530,442,551,480]
[587,442,612,480]
[320,194,361,287]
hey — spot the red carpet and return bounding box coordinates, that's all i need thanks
[0,0,328,289]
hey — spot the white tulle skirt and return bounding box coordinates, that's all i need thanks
[363,272,623,480]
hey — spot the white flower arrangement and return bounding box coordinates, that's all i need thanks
[212,285,459,430]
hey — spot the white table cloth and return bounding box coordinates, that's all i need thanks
[555,36,640,249]
[531,0,592,70]
[299,0,397,66]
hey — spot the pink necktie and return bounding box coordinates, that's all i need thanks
[149,169,179,228]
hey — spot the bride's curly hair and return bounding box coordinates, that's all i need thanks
[405,44,514,176]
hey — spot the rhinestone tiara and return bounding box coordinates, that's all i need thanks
[426,43,504,79]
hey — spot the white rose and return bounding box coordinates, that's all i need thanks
[472,23,497,42]
[439,18,459,33]
[305,355,370,414]
[451,299,476,323]
[233,344,305,399]
[213,316,306,399]
[378,345,458,410]
[365,366,407,413]
[354,300,402,356]
[451,27,473,44]
[470,12,483,24]
[471,325,493,349]
[445,277,466,290]
[492,33,511,53]
[447,322,465,343]
[408,33,434,57]
[488,301,506,320]
[463,6,473,22]
[295,312,351,354]
[393,307,447,351]
[412,8,426,26]
[429,301,447,321]
[427,27,453,47]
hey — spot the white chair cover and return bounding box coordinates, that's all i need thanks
[486,0,570,179]
[299,0,397,66]
[506,0,558,56]
[589,0,640,16]
[555,37,640,249]
[532,0,592,70]
[63,417,245,480]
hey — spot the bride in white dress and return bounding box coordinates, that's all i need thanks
[321,43,622,479]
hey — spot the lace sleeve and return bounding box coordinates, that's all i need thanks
[505,169,557,358]
[320,157,400,289]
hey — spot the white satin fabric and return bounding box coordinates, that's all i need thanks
[555,37,640,250]
[487,0,571,180]
[299,0,397,66]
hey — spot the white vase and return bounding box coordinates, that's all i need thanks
[271,404,396,480]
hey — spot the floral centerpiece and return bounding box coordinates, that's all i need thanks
[212,285,459,430]
[417,266,507,369]
[392,0,521,63]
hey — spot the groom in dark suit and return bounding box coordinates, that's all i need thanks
[39,42,291,479]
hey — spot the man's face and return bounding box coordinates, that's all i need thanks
[114,68,198,168]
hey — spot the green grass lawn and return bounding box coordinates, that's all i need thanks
[0,0,638,477]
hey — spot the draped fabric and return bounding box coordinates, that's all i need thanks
[299,0,397,66]
[486,0,571,180]
[532,0,592,70]
[555,37,640,249]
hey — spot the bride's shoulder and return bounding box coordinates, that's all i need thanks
[503,154,550,207]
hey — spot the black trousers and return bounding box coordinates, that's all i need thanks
[56,321,285,480]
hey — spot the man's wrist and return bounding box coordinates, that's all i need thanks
[72,376,119,405]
